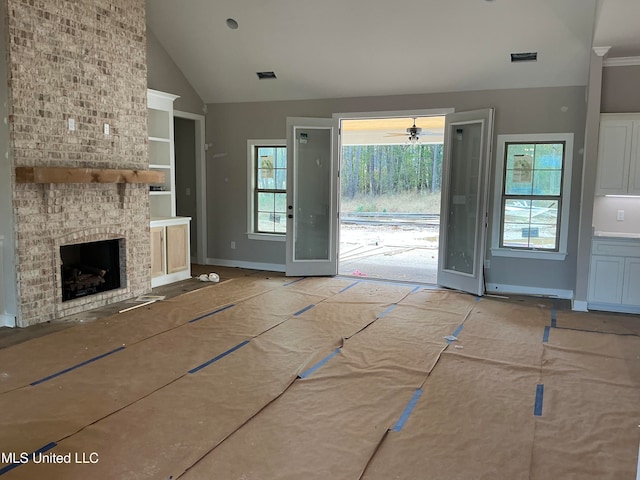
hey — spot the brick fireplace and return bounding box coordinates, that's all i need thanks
[4,0,151,326]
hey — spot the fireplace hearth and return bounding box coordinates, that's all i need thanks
[60,239,124,301]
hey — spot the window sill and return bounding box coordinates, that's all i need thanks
[247,232,286,242]
[490,248,567,261]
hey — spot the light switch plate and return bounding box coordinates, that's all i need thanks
[616,210,625,221]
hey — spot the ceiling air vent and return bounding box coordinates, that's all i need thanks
[257,71,277,80]
[511,52,537,63]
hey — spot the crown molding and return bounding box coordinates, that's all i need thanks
[592,46,611,57]
[604,56,640,67]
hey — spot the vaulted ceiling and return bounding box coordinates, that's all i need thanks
[146,0,640,104]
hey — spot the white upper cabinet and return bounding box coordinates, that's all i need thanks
[596,114,640,196]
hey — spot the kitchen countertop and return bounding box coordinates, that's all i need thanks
[593,231,640,239]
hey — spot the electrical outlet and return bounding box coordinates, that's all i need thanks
[616,210,625,221]
[104,123,110,135]
[231,241,236,249]
[68,118,75,131]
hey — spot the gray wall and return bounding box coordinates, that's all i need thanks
[0,0,17,323]
[206,86,587,292]
[601,65,640,113]
[147,28,204,115]
[174,117,198,256]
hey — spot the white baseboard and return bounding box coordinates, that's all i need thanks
[485,283,573,300]
[151,270,192,288]
[205,258,286,273]
[0,312,16,328]
[571,300,588,312]
[587,302,640,315]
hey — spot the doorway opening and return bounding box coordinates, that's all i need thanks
[174,110,206,265]
[338,115,445,284]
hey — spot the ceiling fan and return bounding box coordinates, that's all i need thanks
[385,118,432,145]
[405,119,422,144]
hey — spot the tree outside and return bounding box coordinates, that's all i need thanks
[340,143,443,213]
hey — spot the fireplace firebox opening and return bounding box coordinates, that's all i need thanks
[60,239,125,301]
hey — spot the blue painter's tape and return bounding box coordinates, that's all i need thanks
[534,384,545,416]
[189,304,235,323]
[283,277,307,286]
[30,346,126,387]
[550,308,557,328]
[188,340,250,374]
[0,442,57,476]
[337,276,423,290]
[451,323,465,338]
[377,304,397,319]
[294,304,315,316]
[410,285,422,293]
[542,325,551,343]
[339,281,360,293]
[299,348,340,379]
[393,388,423,432]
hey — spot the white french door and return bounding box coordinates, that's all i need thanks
[437,109,494,296]
[285,117,339,276]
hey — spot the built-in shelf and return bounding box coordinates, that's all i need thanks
[15,166,164,184]
[148,89,179,218]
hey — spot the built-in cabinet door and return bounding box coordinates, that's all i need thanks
[596,119,633,195]
[150,226,165,278]
[588,255,624,304]
[622,258,640,306]
[166,224,189,274]
[629,122,640,195]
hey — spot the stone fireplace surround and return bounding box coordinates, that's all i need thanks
[13,170,160,327]
[4,0,150,327]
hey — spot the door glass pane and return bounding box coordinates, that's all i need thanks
[444,122,482,274]
[294,127,332,260]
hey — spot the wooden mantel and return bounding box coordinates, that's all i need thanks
[15,166,164,184]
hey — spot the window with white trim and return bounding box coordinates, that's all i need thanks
[247,140,287,240]
[491,133,573,260]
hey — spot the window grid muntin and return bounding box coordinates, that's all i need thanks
[499,141,565,251]
[254,145,287,234]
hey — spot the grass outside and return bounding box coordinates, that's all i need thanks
[341,191,441,214]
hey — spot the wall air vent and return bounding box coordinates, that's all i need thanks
[257,71,277,80]
[511,52,537,63]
